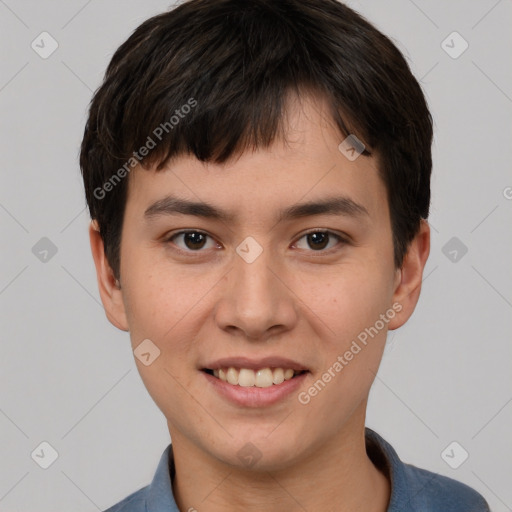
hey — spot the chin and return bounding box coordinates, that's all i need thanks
[212,432,304,473]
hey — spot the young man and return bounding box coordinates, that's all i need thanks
[80,1,490,510]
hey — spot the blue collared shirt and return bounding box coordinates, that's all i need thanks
[103,428,490,511]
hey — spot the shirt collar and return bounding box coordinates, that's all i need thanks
[365,427,410,510]
[145,443,179,512]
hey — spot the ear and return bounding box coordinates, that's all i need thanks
[388,219,430,330]
[89,220,129,331]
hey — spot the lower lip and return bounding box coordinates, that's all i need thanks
[202,371,308,407]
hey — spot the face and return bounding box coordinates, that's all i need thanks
[92,93,428,472]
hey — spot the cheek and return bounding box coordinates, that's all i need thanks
[120,253,215,378]
[120,244,187,340]
[313,261,393,332]
[298,283,390,433]
[303,260,393,394]
[135,358,199,440]
[122,279,171,343]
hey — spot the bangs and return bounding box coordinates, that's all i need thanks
[92,1,370,175]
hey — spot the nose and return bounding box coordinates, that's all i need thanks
[213,243,299,342]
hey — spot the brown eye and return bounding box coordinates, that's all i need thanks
[183,232,207,250]
[306,232,329,250]
[294,230,345,252]
[169,231,217,251]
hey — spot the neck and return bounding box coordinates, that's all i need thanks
[169,413,390,512]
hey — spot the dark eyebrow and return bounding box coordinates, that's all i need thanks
[144,196,236,222]
[144,195,369,222]
[277,196,369,222]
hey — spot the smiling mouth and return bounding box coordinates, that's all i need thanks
[202,367,308,388]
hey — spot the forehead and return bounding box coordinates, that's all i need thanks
[125,93,388,226]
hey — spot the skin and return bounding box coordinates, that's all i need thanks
[90,92,430,511]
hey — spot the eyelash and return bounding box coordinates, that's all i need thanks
[164,229,349,256]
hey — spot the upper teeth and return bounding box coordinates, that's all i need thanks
[212,367,297,387]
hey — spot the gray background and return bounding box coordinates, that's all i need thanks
[1,0,511,510]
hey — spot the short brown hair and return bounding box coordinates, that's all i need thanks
[80,0,433,278]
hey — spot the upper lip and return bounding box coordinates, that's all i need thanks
[202,356,309,372]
